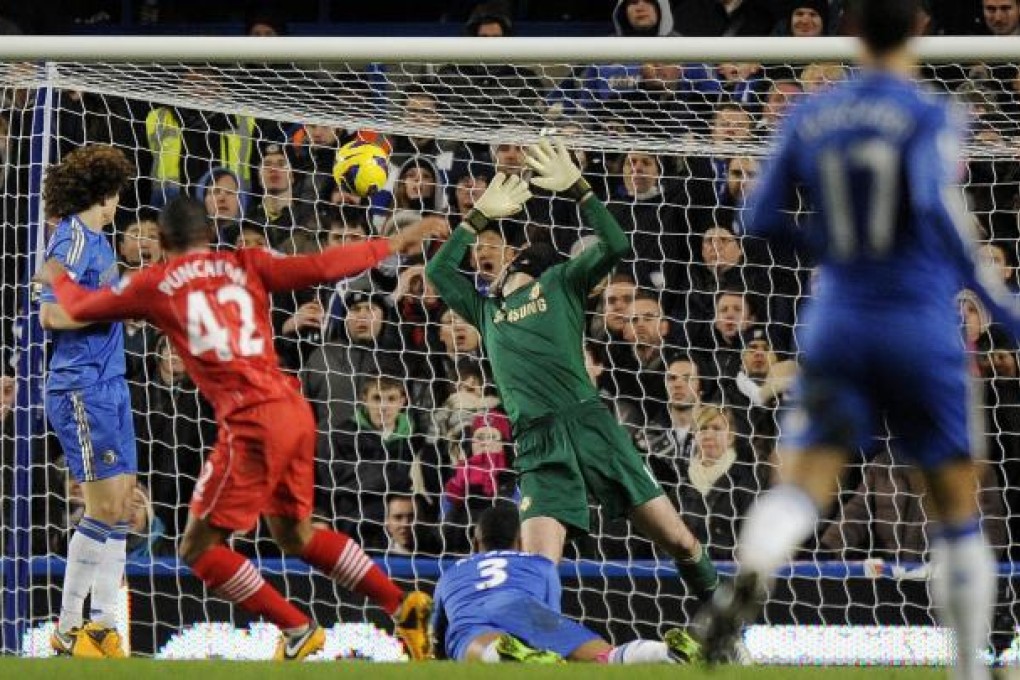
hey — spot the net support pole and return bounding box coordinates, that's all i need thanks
[2,68,54,654]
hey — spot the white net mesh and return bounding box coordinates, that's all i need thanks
[2,50,1020,661]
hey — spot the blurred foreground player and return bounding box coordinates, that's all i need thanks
[37,196,444,661]
[696,2,1020,678]
[431,504,701,664]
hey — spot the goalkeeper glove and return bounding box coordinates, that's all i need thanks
[463,172,531,233]
[525,138,592,202]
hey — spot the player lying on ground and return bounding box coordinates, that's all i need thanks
[425,140,718,601]
[695,2,1020,678]
[36,196,444,661]
[37,145,137,658]
[431,503,702,664]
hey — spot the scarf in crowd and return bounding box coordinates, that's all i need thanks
[688,447,737,496]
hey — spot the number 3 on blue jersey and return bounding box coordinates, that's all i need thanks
[475,557,509,590]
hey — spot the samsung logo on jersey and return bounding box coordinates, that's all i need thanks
[493,298,548,325]
[799,101,914,142]
[157,260,247,295]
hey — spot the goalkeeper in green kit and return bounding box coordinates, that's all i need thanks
[425,139,718,603]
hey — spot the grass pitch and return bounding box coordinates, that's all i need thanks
[0,658,965,680]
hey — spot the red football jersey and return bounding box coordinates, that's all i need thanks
[53,241,391,417]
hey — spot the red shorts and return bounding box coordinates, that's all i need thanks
[190,393,317,532]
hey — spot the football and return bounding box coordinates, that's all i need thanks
[333,140,389,197]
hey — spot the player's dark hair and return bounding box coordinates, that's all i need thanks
[475,503,520,551]
[44,145,133,219]
[853,0,918,55]
[158,196,212,251]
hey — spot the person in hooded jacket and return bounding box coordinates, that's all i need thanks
[548,0,721,124]
[379,154,449,239]
[779,0,830,35]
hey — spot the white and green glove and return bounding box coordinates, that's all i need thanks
[463,172,532,233]
[525,138,592,201]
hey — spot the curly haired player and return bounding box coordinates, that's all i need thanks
[37,145,136,658]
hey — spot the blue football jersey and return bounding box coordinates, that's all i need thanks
[40,215,126,392]
[432,550,561,658]
[746,71,1020,334]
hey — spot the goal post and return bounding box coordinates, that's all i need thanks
[2,35,1020,662]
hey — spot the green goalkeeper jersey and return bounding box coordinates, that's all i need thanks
[425,195,629,430]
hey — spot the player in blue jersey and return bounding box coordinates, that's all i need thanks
[696,2,1020,677]
[37,145,136,658]
[431,504,701,664]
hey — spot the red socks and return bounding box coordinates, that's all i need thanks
[190,531,405,624]
[302,528,404,615]
[191,545,309,630]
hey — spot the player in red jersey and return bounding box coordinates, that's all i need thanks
[37,196,445,661]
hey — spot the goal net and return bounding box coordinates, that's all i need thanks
[2,36,1019,663]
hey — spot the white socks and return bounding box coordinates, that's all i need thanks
[480,640,502,663]
[930,520,995,680]
[58,517,110,632]
[89,521,128,628]
[607,640,672,664]
[737,484,819,577]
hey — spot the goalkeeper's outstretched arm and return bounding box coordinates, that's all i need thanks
[425,173,532,326]
[524,140,630,294]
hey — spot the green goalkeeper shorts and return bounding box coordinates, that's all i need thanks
[513,399,663,535]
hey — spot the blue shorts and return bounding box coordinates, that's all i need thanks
[46,378,137,482]
[450,592,600,660]
[784,307,976,470]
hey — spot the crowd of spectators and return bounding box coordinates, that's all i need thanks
[2,1,1020,589]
